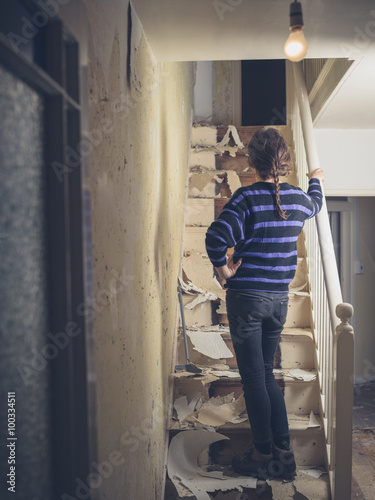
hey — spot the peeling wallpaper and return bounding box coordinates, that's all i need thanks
[83,1,194,498]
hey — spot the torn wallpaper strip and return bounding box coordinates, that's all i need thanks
[226,170,242,196]
[190,324,230,333]
[286,369,317,382]
[216,125,245,157]
[191,125,245,158]
[167,430,257,499]
[210,370,241,379]
[178,276,217,309]
[308,411,321,428]
[300,468,326,479]
[195,395,246,427]
[186,330,233,360]
[174,395,201,422]
[183,251,226,302]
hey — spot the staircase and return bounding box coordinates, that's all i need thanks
[164,125,332,499]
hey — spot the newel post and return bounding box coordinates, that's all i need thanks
[334,303,354,500]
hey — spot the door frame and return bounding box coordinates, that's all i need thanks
[0,1,96,497]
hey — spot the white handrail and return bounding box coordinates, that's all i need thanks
[289,61,354,500]
[292,63,343,323]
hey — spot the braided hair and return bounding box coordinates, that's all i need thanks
[248,128,293,220]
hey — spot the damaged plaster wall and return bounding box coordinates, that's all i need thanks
[83,1,194,498]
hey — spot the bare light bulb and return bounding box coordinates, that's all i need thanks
[284,28,308,62]
[284,1,308,62]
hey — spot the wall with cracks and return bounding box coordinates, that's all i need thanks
[80,1,194,498]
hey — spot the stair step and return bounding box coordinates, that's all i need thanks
[183,226,209,254]
[209,293,312,330]
[209,421,326,468]
[181,294,213,328]
[176,327,314,371]
[290,257,308,292]
[190,149,216,170]
[188,170,256,199]
[215,154,251,172]
[168,413,325,468]
[188,171,223,198]
[278,328,315,369]
[185,198,214,227]
[191,125,217,147]
[164,469,330,500]
[285,294,311,329]
[173,367,319,417]
[208,369,319,415]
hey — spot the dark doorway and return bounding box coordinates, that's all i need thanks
[0,1,90,498]
[241,60,286,126]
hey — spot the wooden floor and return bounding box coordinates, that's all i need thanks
[351,381,375,500]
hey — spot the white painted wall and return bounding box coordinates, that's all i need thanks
[314,129,375,196]
[194,61,213,122]
[355,197,375,382]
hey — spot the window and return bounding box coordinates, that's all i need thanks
[0,1,90,497]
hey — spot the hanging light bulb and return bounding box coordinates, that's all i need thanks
[284,1,308,62]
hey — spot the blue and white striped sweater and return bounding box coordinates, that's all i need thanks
[205,178,323,293]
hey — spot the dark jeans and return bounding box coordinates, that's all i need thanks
[226,289,290,450]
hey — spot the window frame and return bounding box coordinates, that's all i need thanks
[0,2,92,497]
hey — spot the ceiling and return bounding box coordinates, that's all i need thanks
[132,0,375,128]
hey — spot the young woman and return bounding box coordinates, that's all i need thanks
[205,127,324,479]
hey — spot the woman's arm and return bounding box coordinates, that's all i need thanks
[215,254,242,280]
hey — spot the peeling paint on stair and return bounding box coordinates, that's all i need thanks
[191,125,245,158]
[195,394,246,427]
[226,170,242,196]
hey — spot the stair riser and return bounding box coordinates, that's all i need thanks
[285,295,312,328]
[181,294,213,327]
[177,334,314,370]
[279,337,315,369]
[184,294,312,328]
[210,380,320,415]
[185,198,214,227]
[221,335,315,370]
[191,126,217,147]
[204,427,325,467]
[190,149,216,169]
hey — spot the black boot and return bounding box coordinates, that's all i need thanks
[269,443,297,480]
[232,444,272,478]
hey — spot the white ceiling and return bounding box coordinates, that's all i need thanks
[132,0,375,128]
[314,55,375,128]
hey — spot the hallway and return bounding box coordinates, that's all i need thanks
[1,1,375,499]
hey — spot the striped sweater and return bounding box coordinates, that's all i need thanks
[205,178,323,293]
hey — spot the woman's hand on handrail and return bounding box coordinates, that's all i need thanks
[307,168,325,182]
